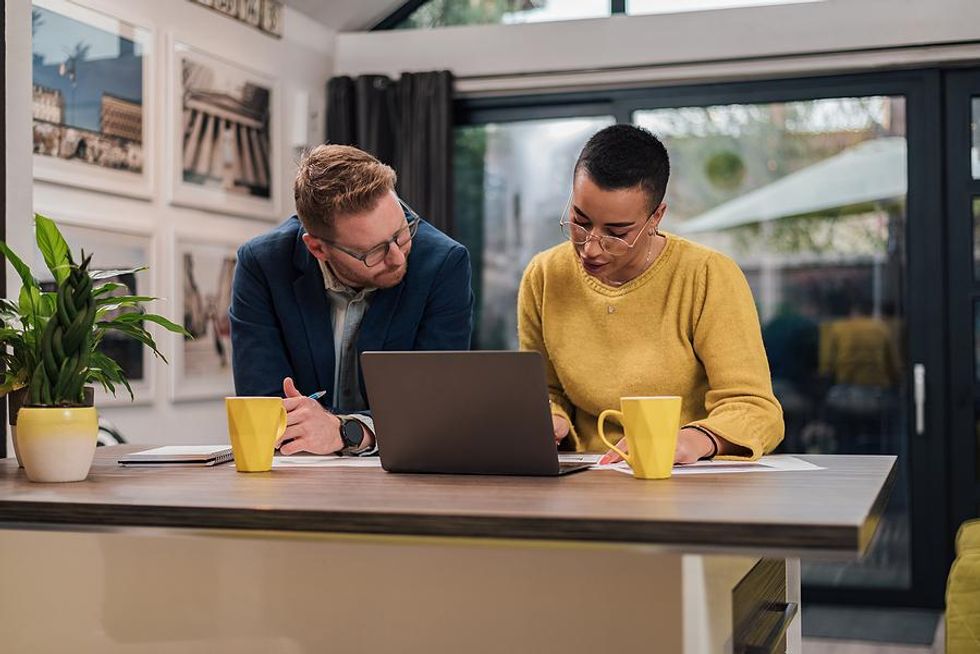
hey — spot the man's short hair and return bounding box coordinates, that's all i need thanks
[574,124,671,210]
[294,144,397,234]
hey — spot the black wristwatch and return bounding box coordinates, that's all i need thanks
[339,417,365,450]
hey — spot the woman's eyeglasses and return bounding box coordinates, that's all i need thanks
[558,197,655,257]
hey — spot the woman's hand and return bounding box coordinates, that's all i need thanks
[673,428,716,464]
[598,428,717,465]
[598,437,629,465]
[552,415,570,444]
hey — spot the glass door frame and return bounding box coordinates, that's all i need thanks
[457,69,949,608]
[946,69,980,557]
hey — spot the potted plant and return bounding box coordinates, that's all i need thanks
[0,214,188,482]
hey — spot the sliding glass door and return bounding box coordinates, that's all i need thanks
[946,69,980,557]
[455,70,948,606]
[455,115,615,349]
[632,95,913,593]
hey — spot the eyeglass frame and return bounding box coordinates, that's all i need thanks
[310,198,421,268]
[558,194,660,256]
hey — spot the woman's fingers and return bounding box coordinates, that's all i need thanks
[552,415,570,442]
[599,438,628,465]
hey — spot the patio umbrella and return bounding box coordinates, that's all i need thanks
[677,137,907,234]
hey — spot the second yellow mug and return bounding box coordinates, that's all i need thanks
[597,396,682,480]
[225,397,287,472]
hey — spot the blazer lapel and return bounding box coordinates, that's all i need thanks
[292,234,335,394]
[357,284,403,353]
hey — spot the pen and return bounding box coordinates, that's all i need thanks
[307,390,327,401]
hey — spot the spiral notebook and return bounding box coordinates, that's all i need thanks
[118,445,234,466]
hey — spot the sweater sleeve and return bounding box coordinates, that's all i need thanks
[688,253,784,459]
[517,256,581,449]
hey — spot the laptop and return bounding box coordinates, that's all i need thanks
[361,351,592,476]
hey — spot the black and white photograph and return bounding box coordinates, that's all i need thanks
[34,221,155,405]
[169,41,278,219]
[172,237,238,400]
[31,0,153,198]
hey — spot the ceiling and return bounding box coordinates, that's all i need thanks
[283,0,409,31]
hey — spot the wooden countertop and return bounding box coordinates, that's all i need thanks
[0,446,894,555]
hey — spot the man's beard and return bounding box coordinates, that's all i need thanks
[374,263,407,288]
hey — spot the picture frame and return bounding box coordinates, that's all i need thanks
[31,0,155,200]
[186,0,284,39]
[167,38,280,220]
[171,235,239,401]
[33,217,157,406]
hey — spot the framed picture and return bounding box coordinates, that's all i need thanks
[171,236,239,401]
[31,0,154,199]
[34,220,156,406]
[187,0,284,38]
[168,39,279,220]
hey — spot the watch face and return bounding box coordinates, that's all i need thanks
[342,419,364,448]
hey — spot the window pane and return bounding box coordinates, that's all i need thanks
[396,0,610,29]
[976,398,980,483]
[453,116,615,348]
[974,197,980,280]
[976,300,980,384]
[973,98,980,179]
[635,96,909,591]
[628,0,822,16]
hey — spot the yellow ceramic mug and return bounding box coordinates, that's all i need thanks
[597,396,682,479]
[225,397,287,472]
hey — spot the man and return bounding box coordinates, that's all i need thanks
[230,144,474,455]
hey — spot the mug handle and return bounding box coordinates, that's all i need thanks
[597,409,630,464]
[276,405,287,440]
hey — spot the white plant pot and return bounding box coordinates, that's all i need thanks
[8,387,28,468]
[17,407,99,483]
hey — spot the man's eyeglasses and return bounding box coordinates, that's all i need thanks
[558,197,656,257]
[313,199,420,268]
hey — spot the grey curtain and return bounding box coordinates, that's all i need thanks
[325,71,454,234]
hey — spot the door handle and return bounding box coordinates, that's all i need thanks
[913,363,926,436]
[740,602,798,654]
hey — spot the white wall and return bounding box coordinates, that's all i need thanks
[9,1,335,448]
[335,0,980,90]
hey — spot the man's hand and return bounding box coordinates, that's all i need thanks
[277,377,343,455]
[598,428,716,465]
[552,415,570,444]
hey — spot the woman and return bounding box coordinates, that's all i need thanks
[518,124,783,463]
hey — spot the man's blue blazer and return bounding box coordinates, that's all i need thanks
[230,215,474,406]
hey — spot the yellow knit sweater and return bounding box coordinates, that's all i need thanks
[517,235,784,460]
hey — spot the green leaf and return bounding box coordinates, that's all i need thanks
[18,286,42,330]
[101,311,191,338]
[117,374,134,400]
[87,351,133,400]
[96,321,167,362]
[38,292,56,318]
[93,282,129,297]
[90,266,147,281]
[134,313,190,337]
[96,295,158,310]
[0,241,38,296]
[0,299,21,316]
[0,378,26,395]
[34,214,71,285]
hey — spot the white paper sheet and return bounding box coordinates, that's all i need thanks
[268,453,821,474]
[271,456,383,469]
[594,454,824,476]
